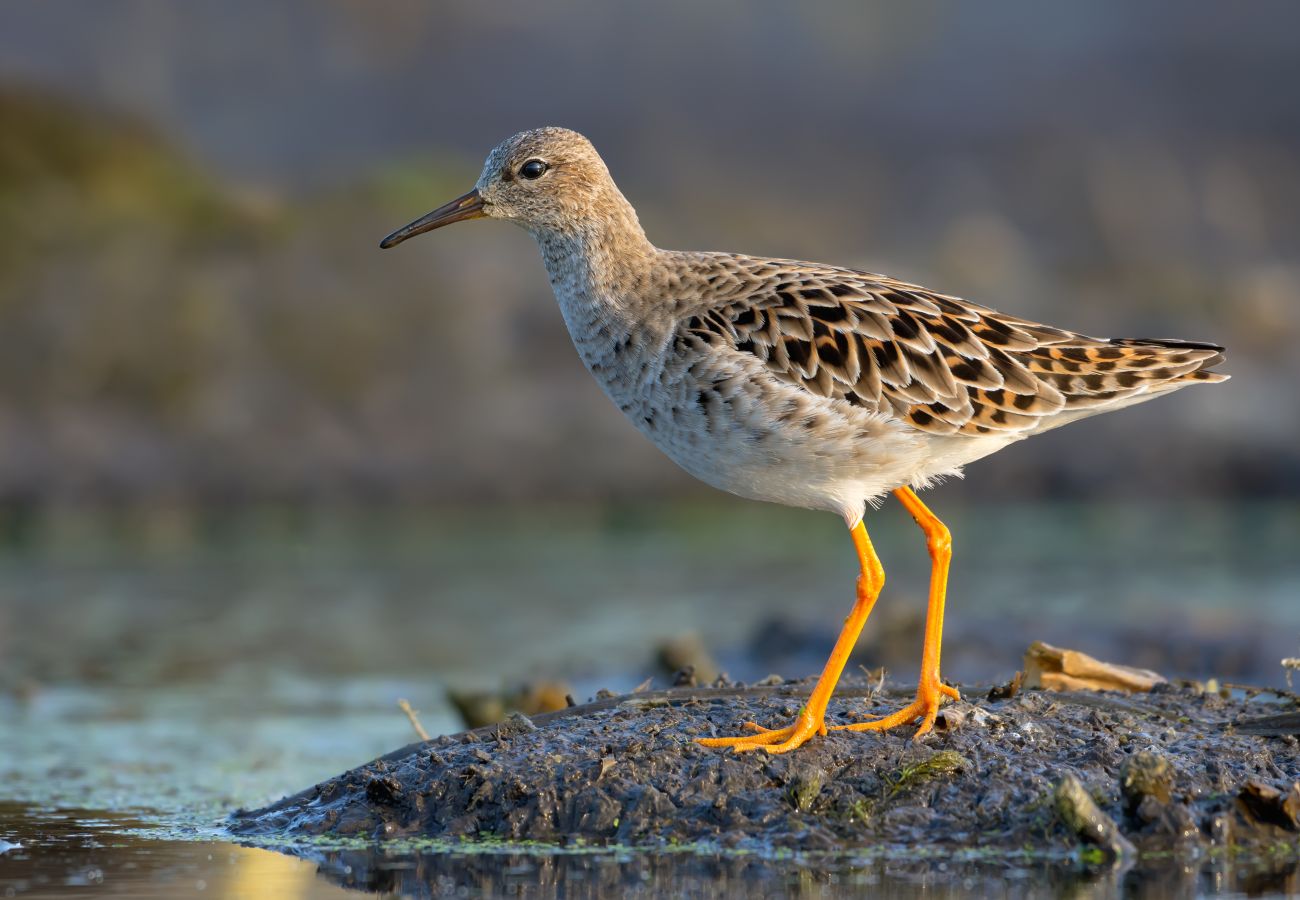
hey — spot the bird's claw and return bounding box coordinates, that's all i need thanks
[696,713,826,754]
[831,678,959,738]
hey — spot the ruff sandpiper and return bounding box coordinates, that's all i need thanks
[380,127,1227,754]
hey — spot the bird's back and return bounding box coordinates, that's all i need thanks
[599,250,1228,515]
[656,251,1226,440]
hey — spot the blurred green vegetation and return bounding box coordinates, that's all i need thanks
[0,85,233,241]
[0,87,262,421]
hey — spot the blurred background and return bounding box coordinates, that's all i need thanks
[1,0,1299,848]
[1,1,1299,512]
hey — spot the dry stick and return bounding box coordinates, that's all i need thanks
[398,698,431,742]
[1283,658,1300,691]
[1221,680,1300,703]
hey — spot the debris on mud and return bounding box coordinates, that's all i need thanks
[1235,710,1300,737]
[1053,772,1134,858]
[231,679,1300,858]
[656,632,721,686]
[1025,641,1166,693]
[446,679,573,729]
[1236,780,1300,833]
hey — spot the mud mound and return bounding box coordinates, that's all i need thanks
[231,681,1300,855]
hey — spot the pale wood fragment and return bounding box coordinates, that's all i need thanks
[1024,640,1166,693]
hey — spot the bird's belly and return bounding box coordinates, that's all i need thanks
[613,365,926,515]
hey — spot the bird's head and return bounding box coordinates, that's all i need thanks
[380,127,622,248]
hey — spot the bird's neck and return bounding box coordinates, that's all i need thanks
[532,189,657,340]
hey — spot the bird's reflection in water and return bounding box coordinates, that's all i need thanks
[288,843,1299,899]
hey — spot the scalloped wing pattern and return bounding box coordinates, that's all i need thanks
[676,265,1226,438]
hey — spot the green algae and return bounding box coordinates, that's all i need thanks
[884,749,971,800]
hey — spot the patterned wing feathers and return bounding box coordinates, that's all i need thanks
[681,265,1225,438]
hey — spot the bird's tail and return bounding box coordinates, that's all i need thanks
[1106,337,1229,386]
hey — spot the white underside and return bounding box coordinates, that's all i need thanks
[640,373,1198,527]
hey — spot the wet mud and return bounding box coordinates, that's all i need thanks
[231,679,1300,862]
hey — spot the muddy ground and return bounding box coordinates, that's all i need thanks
[231,679,1300,860]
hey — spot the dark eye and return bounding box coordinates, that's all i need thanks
[519,159,548,180]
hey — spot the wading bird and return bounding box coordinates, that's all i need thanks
[380,128,1226,754]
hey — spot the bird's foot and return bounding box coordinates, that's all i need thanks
[830,678,959,738]
[695,679,959,752]
[695,709,827,754]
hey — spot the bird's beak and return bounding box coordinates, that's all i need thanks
[379,189,487,249]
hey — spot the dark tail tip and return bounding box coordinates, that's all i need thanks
[1110,337,1226,354]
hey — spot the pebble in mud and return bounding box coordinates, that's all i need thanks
[232,681,1300,856]
[1114,750,1200,842]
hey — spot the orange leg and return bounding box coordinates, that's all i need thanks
[831,486,959,738]
[696,517,885,754]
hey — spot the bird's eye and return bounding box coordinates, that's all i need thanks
[519,159,548,180]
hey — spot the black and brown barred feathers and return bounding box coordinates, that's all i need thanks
[677,259,1227,438]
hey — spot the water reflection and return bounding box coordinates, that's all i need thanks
[278,842,1300,899]
[4,805,1298,899]
[0,805,350,899]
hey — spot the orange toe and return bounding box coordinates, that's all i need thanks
[696,712,824,754]
[830,677,956,739]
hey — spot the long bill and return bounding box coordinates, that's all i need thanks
[379,189,486,249]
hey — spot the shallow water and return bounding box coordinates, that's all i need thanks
[1,502,1298,897]
[5,804,1300,899]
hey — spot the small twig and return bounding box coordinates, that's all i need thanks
[857,664,886,696]
[1221,680,1300,704]
[398,698,431,742]
[1232,710,1300,737]
[1283,658,1299,691]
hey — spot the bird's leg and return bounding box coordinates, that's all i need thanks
[831,487,959,738]
[695,518,885,754]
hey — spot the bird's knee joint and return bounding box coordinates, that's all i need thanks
[857,567,885,598]
[926,525,952,558]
